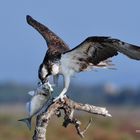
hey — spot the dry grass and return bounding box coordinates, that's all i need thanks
[0,105,140,140]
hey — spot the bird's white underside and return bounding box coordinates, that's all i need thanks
[53,53,111,101]
[50,38,140,102]
[51,64,60,75]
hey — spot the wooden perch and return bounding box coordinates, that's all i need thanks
[32,96,111,140]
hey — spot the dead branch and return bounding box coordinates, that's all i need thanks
[33,96,111,140]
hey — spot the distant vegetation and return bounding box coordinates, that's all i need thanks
[0,82,140,106]
[0,82,33,104]
[1,113,140,140]
[0,82,140,140]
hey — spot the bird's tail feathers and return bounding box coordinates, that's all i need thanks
[95,59,116,70]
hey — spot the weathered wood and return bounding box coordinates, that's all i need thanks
[33,97,111,140]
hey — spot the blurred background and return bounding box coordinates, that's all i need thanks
[0,0,140,140]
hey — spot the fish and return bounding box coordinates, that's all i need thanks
[18,81,53,130]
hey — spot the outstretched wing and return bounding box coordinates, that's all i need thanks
[61,36,140,72]
[26,15,69,54]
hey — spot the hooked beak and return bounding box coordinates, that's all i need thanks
[38,77,49,86]
[42,78,48,84]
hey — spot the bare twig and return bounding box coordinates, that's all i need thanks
[71,117,92,138]
[33,96,111,140]
[78,118,93,138]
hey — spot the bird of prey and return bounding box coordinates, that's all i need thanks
[26,15,140,101]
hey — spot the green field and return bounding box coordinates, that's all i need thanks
[0,105,140,140]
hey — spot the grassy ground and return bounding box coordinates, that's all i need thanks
[0,105,140,140]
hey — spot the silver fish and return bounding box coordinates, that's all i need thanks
[18,82,53,130]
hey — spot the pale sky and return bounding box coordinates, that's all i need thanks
[0,0,140,87]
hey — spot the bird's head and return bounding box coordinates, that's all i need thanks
[38,63,50,84]
[38,62,60,84]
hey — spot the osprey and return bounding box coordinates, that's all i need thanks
[26,15,140,101]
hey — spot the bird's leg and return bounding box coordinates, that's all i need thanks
[53,76,70,102]
[53,88,67,102]
[53,75,59,87]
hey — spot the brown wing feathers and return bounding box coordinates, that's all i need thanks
[26,15,140,69]
[91,43,118,65]
[62,36,140,72]
[73,37,118,65]
[81,36,140,65]
[26,15,69,53]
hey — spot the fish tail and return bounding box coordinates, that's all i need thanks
[18,117,32,130]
